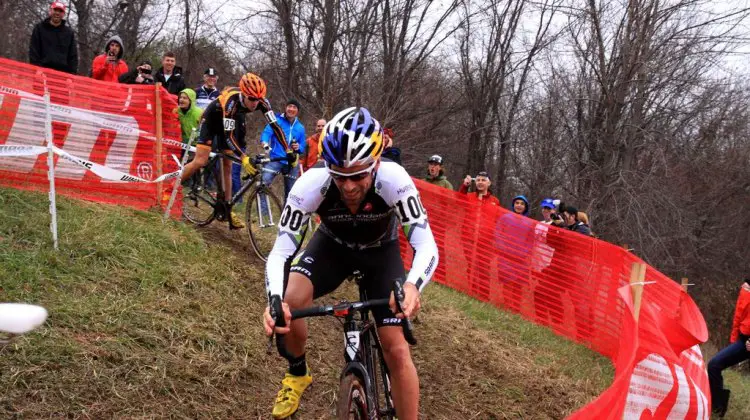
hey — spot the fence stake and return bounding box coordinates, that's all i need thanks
[44,88,58,250]
[163,129,196,222]
[630,262,647,322]
[154,83,164,207]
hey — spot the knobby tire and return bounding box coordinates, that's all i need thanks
[337,373,369,420]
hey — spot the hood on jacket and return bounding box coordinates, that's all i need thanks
[178,88,197,112]
[104,35,124,59]
[512,195,530,216]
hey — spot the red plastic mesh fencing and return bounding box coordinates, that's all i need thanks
[402,180,711,418]
[0,58,182,211]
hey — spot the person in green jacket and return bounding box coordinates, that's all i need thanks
[175,88,202,144]
[424,154,454,190]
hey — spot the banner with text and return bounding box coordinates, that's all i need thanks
[0,58,182,211]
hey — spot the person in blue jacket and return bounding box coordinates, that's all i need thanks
[494,194,534,312]
[260,98,306,200]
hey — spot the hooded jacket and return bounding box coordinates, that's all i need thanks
[261,112,307,163]
[29,17,78,74]
[155,66,186,95]
[424,171,454,190]
[511,195,530,216]
[91,35,128,82]
[175,88,203,143]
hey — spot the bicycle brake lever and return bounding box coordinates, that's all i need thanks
[393,281,417,345]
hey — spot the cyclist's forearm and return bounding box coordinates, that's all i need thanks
[404,222,439,293]
[266,249,290,297]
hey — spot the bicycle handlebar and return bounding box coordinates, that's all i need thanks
[287,281,417,346]
[291,298,391,320]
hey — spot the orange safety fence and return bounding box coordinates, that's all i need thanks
[402,181,711,419]
[0,58,182,213]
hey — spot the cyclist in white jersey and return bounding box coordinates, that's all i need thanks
[262,107,439,419]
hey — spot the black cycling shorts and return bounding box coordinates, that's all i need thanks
[290,231,406,327]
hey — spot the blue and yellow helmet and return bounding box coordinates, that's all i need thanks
[320,107,384,170]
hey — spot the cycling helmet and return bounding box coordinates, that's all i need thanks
[320,107,384,171]
[541,198,556,209]
[238,73,266,99]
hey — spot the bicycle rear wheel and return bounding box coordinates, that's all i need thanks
[182,167,218,226]
[337,373,369,420]
[245,185,284,261]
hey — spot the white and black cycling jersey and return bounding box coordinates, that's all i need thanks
[265,161,439,298]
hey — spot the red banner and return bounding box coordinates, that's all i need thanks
[403,180,710,419]
[0,58,181,211]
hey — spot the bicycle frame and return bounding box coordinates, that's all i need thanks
[280,280,415,419]
[340,296,395,419]
[201,153,283,227]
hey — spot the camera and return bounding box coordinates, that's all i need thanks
[139,67,152,75]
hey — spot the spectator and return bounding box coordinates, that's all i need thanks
[459,171,500,206]
[91,35,128,82]
[495,196,535,312]
[511,195,530,216]
[118,61,155,85]
[174,88,202,144]
[29,2,78,74]
[260,98,306,200]
[458,171,500,299]
[424,155,453,190]
[381,127,402,165]
[562,205,592,236]
[540,198,556,224]
[195,67,220,109]
[708,279,750,417]
[154,52,186,95]
[301,118,325,171]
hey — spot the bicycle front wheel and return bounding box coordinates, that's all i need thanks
[182,169,217,226]
[337,373,369,420]
[246,185,284,261]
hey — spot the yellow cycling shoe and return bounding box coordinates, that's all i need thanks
[272,369,313,419]
[229,212,246,229]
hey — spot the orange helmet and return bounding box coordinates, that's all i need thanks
[239,73,267,99]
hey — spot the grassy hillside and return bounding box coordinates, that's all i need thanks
[0,187,739,418]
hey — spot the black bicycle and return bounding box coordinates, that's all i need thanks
[273,278,416,419]
[182,152,293,261]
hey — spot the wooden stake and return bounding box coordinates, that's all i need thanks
[681,277,690,293]
[154,83,164,207]
[630,262,647,322]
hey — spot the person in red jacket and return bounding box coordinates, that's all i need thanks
[457,171,500,299]
[707,279,750,417]
[458,171,501,206]
[91,35,128,82]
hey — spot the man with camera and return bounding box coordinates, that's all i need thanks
[91,35,128,82]
[118,61,155,85]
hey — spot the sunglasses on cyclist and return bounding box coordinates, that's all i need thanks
[330,171,372,182]
[328,162,375,182]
